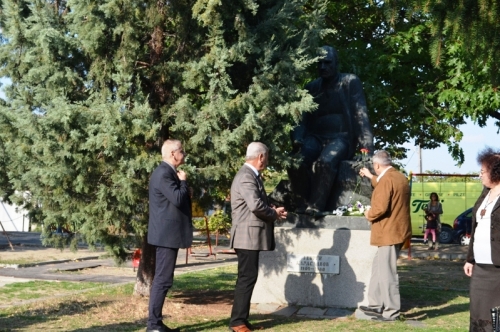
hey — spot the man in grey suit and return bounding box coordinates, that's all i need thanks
[229,142,288,332]
[147,139,192,332]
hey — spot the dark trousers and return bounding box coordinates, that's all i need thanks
[230,249,260,327]
[469,263,500,332]
[148,246,179,329]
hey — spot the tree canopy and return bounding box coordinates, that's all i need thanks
[0,0,329,259]
[1,0,499,263]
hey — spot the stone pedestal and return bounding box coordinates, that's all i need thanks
[251,214,377,308]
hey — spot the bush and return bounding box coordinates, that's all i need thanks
[193,210,232,237]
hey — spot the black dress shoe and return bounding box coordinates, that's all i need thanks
[371,315,399,322]
[359,305,383,316]
[146,324,180,332]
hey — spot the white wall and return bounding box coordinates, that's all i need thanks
[0,199,29,232]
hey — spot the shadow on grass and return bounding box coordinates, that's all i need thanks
[173,289,233,305]
[404,302,470,322]
[399,259,470,321]
[0,299,114,331]
[175,313,321,332]
[70,322,146,332]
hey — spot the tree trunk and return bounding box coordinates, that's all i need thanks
[133,235,156,296]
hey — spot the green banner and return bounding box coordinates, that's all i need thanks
[410,182,482,235]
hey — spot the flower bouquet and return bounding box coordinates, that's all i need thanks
[331,148,372,216]
[333,201,371,216]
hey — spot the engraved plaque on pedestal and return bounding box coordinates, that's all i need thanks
[287,254,340,274]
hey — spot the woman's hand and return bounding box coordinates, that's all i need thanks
[463,262,474,277]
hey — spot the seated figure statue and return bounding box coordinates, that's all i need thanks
[289,45,374,215]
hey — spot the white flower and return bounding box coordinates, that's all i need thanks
[335,201,370,216]
[332,207,346,216]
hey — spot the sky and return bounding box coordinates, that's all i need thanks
[399,117,499,175]
[1,76,498,175]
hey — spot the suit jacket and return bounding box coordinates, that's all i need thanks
[230,164,277,251]
[147,161,193,248]
[467,186,500,265]
[366,167,412,246]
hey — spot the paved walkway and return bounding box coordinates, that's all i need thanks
[0,231,238,286]
[401,241,469,260]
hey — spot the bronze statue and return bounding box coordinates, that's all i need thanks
[289,46,374,215]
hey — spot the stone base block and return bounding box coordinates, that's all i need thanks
[251,223,377,308]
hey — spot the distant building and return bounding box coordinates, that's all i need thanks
[0,199,29,232]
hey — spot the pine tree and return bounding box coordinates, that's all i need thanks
[0,0,329,294]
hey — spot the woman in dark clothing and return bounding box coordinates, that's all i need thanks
[464,147,500,332]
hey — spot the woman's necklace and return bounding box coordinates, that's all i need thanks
[480,190,500,218]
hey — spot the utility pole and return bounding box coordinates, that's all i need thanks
[418,144,423,173]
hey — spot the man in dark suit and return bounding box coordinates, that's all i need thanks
[147,139,193,332]
[229,142,288,332]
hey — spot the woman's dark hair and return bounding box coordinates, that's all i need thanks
[477,147,500,184]
[430,192,439,201]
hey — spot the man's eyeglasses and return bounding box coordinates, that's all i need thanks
[172,148,186,156]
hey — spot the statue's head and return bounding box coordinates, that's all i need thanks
[317,46,339,79]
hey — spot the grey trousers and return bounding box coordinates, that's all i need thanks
[366,243,403,319]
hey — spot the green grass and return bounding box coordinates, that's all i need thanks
[0,260,472,331]
[0,280,107,305]
[0,254,106,266]
[170,265,237,293]
[0,258,44,265]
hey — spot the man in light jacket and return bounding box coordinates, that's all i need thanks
[358,150,411,321]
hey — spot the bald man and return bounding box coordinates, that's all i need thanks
[146,139,193,332]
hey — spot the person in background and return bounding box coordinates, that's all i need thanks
[423,212,438,250]
[464,147,500,332]
[358,150,412,322]
[146,139,192,332]
[424,192,443,250]
[229,142,288,332]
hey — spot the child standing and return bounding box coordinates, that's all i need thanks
[423,212,438,250]
[424,192,443,249]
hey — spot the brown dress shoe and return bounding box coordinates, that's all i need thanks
[230,325,252,332]
[246,322,264,330]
